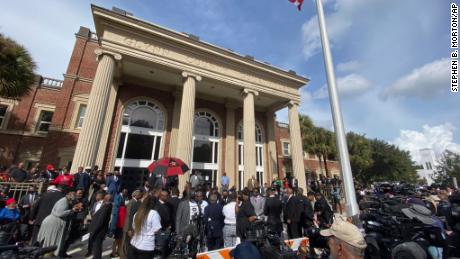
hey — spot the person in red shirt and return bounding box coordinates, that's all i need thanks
[110,202,126,258]
[52,167,74,187]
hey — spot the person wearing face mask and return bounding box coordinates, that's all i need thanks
[37,189,82,258]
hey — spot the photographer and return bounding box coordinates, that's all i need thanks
[236,189,257,240]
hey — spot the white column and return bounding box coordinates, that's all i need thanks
[176,72,201,193]
[288,101,307,191]
[266,111,278,184]
[169,91,182,157]
[95,80,119,168]
[225,102,238,188]
[242,89,258,188]
[71,50,121,173]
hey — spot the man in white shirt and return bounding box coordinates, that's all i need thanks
[91,191,105,216]
[222,192,238,247]
[175,190,208,236]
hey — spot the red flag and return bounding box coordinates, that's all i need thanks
[289,0,304,11]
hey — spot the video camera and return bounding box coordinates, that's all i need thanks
[245,220,298,259]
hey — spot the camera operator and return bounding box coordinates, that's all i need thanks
[263,188,282,236]
[236,189,257,240]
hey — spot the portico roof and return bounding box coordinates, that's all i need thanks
[91,5,309,106]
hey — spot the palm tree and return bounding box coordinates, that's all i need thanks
[0,33,36,99]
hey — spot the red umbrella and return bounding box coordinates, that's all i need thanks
[147,157,190,177]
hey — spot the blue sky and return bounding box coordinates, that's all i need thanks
[0,0,457,162]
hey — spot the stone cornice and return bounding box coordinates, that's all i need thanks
[92,5,308,85]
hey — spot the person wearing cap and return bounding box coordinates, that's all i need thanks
[320,217,367,259]
[0,198,20,223]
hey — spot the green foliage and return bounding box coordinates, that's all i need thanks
[0,33,36,99]
[359,139,418,185]
[299,113,418,184]
[432,150,460,186]
[299,115,336,177]
[346,132,373,183]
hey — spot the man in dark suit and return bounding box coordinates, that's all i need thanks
[105,171,121,196]
[74,166,91,197]
[167,188,181,232]
[204,193,224,250]
[264,188,283,236]
[283,186,302,239]
[29,186,65,244]
[298,188,314,236]
[155,189,172,229]
[86,193,112,259]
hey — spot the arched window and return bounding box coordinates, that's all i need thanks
[192,111,220,187]
[237,123,265,190]
[115,100,165,190]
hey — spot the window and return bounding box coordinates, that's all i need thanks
[0,105,7,128]
[115,100,165,170]
[425,162,433,170]
[36,111,53,133]
[76,105,87,128]
[283,142,290,156]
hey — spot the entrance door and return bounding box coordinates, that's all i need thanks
[114,100,165,191]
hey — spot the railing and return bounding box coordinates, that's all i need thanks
[41,77,63,88]
[0,181,46,201]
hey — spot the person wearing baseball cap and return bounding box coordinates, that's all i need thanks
[320,217,367,259]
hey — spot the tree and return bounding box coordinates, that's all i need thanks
[346,132,373,183]
[0,33,36,99]
[361,139,418,185]
[433,150,460,186]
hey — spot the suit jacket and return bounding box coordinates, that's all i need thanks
[264,196,283,233]
[167,196,180,231]
[74,172,91,191]
[204,203,224,238]
[155,201,172,230]
[30,190,66,226]
[175,200,191,235]
[88,202,112,235]
[106,176,121,196]
[19,192,38,222]
[298,195,313,227]
[284,195,302,223]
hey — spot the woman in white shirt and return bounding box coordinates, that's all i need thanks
[222,192,238,247]
[128,195,162,259]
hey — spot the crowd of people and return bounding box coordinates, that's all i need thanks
[0,161,458,259]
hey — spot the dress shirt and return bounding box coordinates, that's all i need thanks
[222,201,237,225]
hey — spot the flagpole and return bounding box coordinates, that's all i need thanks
[315,0,359,217]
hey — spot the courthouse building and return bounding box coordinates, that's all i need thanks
[0,6,340,191]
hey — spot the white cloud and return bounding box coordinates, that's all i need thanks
[313,73,371,99]
[393,123,460,163]
[337,60,359,73]
[381,58,450,99]
[301,0,374,60]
